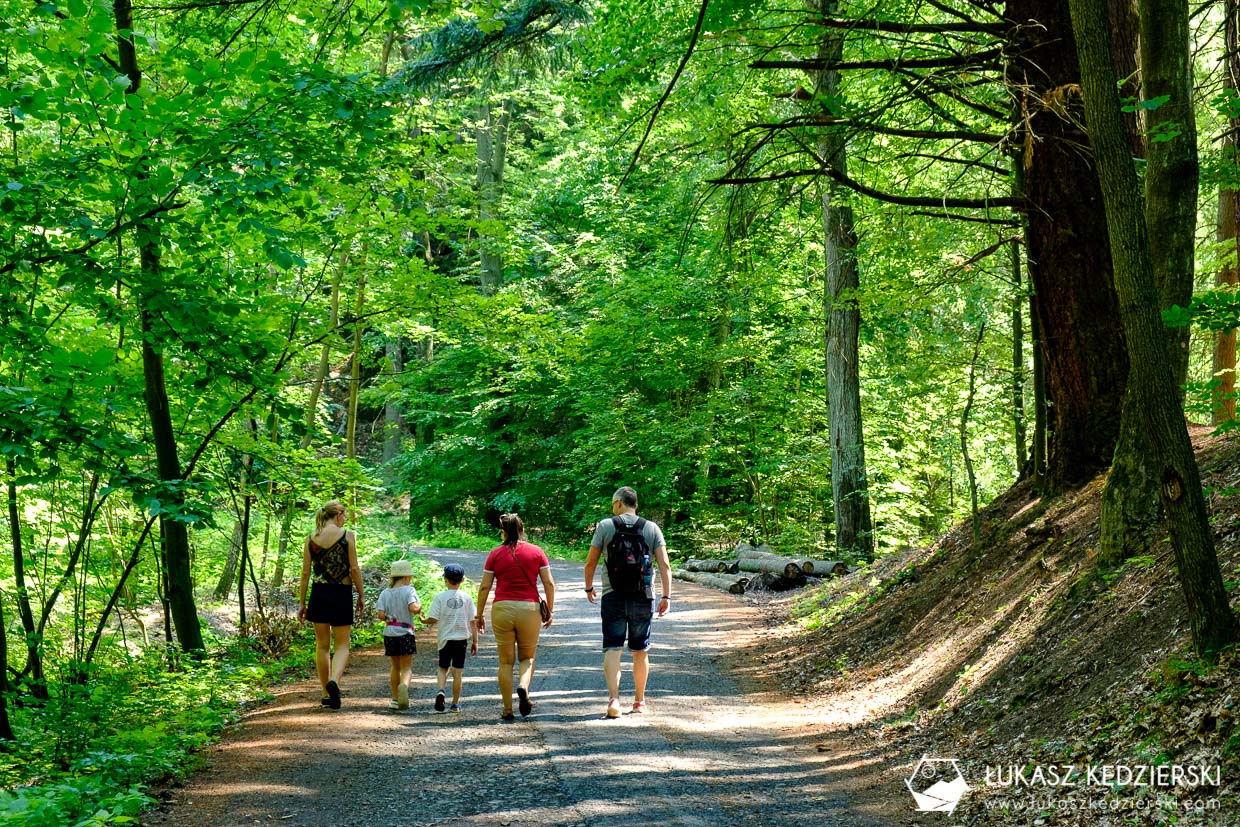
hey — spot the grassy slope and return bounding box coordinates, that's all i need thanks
[734,426,1240,826]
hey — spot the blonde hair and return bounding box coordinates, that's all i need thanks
[315,500,346,532]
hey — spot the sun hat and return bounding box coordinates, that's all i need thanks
[390,559,414,578]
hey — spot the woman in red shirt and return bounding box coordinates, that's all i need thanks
[476,513,556,720]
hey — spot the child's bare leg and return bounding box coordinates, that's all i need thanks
[437,666,448,691]
[451,666,464,704]
[388,657,402,700]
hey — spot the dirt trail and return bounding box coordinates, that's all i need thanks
[143,550,898,827]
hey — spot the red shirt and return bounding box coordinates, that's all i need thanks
[483,541,550,602]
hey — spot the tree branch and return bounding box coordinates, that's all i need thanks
[811,16,1004,35]
[751,48,1000,72]
[707,166,1021,209]
[618,0,710,191]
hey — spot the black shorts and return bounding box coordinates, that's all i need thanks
[305,582,354,627]
[384,634,417,657]
[438,639,468,669]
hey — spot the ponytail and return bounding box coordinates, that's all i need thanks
[499,512,524,547]
[315,500,346,532]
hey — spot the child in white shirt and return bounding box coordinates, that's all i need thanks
[375,560,421,709]
[423,563,478,712]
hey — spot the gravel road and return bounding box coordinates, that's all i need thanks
[143,549,897,827]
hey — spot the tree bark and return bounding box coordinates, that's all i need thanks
[1100,0,1199,564]
[1007,0,1130,488]
[141,299,204,654]
[1215,0,1240,425]
[1011,239,1028,472]
[814,0,874,561]
[1068,0,1240,658]
[477,99,509,295]
[383,338,405,463]
[0,587,11,739]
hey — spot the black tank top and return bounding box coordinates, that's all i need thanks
[309,533,350,584]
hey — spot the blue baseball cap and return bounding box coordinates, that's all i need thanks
[443,564,465,579]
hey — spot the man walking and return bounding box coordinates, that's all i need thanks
[583,486,671,718]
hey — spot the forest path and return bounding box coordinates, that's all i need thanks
[143,549,896,827]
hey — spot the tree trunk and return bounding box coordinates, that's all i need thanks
[960,323,986,544]
[303,258,342,449]
[814,0,874,561]
[346,262,367,460]
[1007,0,1130,488]
[141,297,204,654]
[383,338,405,463]
[476,99,509,295]
[1069,0,1240,659]
[272,506,295,588]
[0,588,12,739]
[1011,239,1028,472]
[1101,0,1200,564]
[6,460,46,698]
[214,515,245,599]
[1215,0,1240,425]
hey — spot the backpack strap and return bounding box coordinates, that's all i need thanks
[611,516,647,532]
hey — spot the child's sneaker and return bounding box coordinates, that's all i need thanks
[388,700,401,710]
[449,703,461,713]
[434,691,446,712]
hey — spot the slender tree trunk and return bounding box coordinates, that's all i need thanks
[476,99,509,295]
[961,324,986,543]
[1007,0,1130,488]
[6,460,46,697]
[814,0,873,561]
[303,259,342,449]
[346,262,367,460]
[141,297,204,654]
[1069,0,1240,659]
[383,338,405,463]
[1011,240,1028,473]
[0,588,11,739]
[1215,0,1240,425]
[214,515,245,599]
[272,507,295,588]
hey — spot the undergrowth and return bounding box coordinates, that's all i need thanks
[0,633,312,827]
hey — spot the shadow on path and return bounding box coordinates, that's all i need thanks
[142,549,899,827]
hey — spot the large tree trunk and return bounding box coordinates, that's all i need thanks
[814,0,874,561]
[1069,0,1240,659]
[1215,0,1240,425]
[1100,0,1200,564]
[1011,240,1028,472]
[1007,0,1130,489]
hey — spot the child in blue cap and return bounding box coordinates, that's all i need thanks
[423,563,478,712]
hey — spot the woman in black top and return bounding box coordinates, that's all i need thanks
[298,500,365,709]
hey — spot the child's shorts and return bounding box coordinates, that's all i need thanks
[384,634,417,657]
[438,639,468,669]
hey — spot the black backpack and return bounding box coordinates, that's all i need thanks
[605,516,651,594]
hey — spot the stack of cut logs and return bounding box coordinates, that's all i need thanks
[673,542,852,594]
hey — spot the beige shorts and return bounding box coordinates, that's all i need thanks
[491,600,542,661]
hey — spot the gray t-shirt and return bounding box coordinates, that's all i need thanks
[377,584,420,636]
[590,514,665,595]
